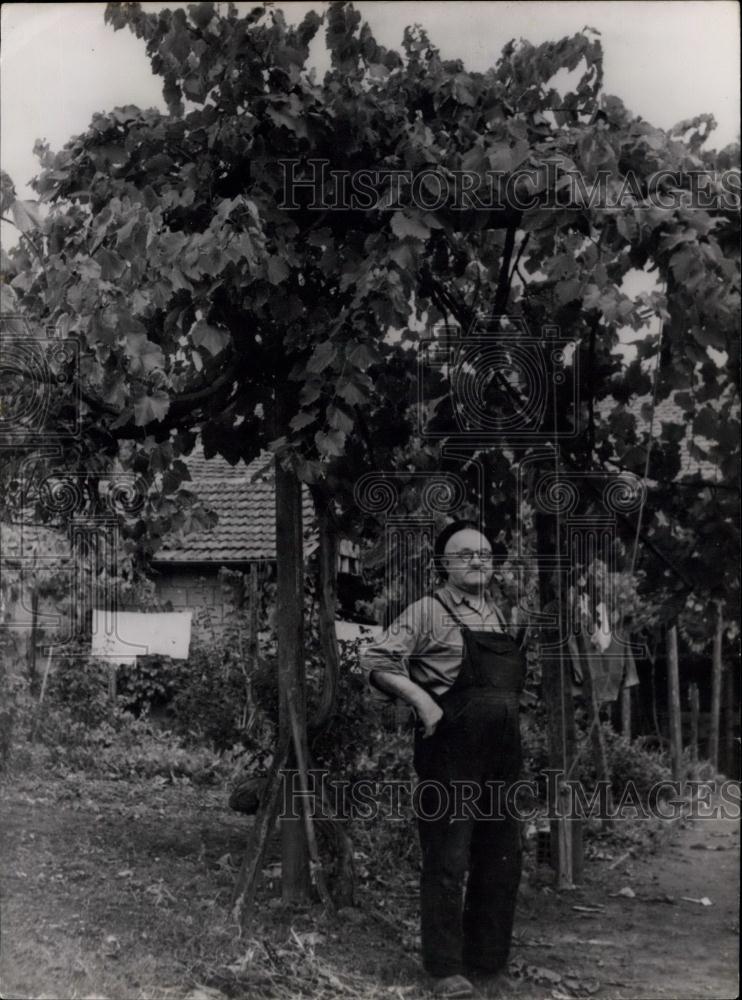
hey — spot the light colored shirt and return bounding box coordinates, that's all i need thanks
[359,583,507,701]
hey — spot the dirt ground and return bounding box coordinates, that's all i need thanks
[1,773,738,1000]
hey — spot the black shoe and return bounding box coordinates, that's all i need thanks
[430,974,475,998]
[465,968,515,996]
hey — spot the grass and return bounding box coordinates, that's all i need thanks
[2,748,736,1000]
[0,770,429,1000]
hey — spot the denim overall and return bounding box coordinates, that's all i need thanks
[413,593,525,978]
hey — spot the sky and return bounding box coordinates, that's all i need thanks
[1,1,739,205]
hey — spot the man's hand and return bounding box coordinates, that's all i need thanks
[370,671,444,738]
[417,698,444,738]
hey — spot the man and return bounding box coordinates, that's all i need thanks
[361,521,524,999]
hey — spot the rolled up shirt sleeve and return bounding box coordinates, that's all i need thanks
[359,599,428,704]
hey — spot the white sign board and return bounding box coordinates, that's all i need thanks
[91,610,193,662]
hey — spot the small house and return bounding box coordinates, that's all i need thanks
[150,449,362,626]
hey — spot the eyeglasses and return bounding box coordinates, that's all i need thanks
[448,549,494,564]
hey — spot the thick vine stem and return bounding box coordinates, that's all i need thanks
[309,486,341,736]
[287,693,334,911]
[232,731,290,929]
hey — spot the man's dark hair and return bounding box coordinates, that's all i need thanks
[433,520,487,578]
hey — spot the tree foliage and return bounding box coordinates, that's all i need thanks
[1,0,738,630]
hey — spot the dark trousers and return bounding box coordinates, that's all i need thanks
[413,690,522,978]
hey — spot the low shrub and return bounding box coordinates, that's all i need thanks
[602,725,673,798]
[33,708,233,782]
[116,655,181,714]
[520,705,550,787]
[571,722,673,802]
[0,667,35,771]
[45,651,111,728]
[168,644,252,749]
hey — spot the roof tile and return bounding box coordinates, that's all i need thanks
[154,450,315,564]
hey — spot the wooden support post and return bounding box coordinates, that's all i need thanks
[31,650,53,742]
[108,662,118,717]
[621,685,631,738]
[233,734,290,927]
[709,600,723,771]
[557,784,573,888]
[537,512,582,885]
[542,640,582,883]
[666,624,683,781]
[240,562,260,733]
[275,457,310,902]
[689,683,699,764]
[312,489,340,732]
[578,634,614,829]
[723,666,735,778]
[287,693,333,911]
[27,590,39,693]
[37,650,53,708]
[249,562,259,664]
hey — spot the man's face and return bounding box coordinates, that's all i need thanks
[442,528,494,594]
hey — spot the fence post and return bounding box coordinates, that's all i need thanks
[666,624,682,781]
[709,600,723,771]
[689,682,699,764]
[621,685,631,738]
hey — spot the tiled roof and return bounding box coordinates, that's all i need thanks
[153,450,316,564]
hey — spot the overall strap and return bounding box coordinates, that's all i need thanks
[432,591,509,633]
[431,591,469,630]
